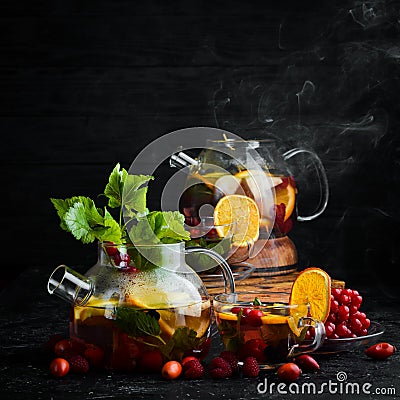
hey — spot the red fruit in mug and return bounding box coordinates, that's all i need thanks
[246,309,263,327]
[237,339,267,362]
[294,354,320,372]
[365,342,395,360]
[277,362,302,382]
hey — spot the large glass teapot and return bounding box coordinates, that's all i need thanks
[47,241,235,371]
[171,137,329,274]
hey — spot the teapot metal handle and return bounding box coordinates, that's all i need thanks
[185,247,235,293]
[283,148,329,222]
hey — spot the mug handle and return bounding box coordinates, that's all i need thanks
[283,148,329,222]
[287,317,326,358]
[185,246,235,293]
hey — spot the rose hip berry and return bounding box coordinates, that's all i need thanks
[162,361,182,380]
[294,354,320,372]
[365,342,396,360]
[277,362,302,382]
[50,358,70,377]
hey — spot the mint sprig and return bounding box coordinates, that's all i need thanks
[50,163,190,250]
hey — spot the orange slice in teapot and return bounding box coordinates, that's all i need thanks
[214,194,260,247]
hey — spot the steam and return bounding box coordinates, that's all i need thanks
[209,0,400,286]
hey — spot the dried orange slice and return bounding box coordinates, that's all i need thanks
[214,194,260,247]
[289,267,331,324]
[275,180,296,221]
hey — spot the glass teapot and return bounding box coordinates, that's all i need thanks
[171,137,329,240]
[47,241,235,371]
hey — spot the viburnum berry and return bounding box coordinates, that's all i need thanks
[246,309,263,327]
[330,299,339,313]
[331,288,342,300]
[337,305,350,322]
[231,307,241,314]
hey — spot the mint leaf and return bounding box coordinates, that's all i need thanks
[104,163,128,208]
[50,196,92,231]
[122,174,153,218]
[129,211,190,245]
[64,201,103,243]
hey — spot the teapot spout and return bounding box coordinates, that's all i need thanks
[47,265,94,306]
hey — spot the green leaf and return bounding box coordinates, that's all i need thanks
[50,196,92,232]
[64,202,101,244]
[122,174,154,217]
[164,327,201,360]
[104,163,128,208]
[101,208,122,243]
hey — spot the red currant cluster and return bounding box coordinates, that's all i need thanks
[324,288,370,339]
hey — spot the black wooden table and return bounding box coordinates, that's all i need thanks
[0,267,398,400]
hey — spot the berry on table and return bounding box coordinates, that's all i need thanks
[219,351,239,375]
[277,362,302,382]
[50,358,70,378]
[209,357,232,379]
[68,354,90,374]
[242,356,259,377]
[161,361,182,380]
[183,359,205,379]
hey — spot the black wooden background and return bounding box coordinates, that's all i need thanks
[1,0,400,298]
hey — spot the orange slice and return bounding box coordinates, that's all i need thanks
[289,267,331,323]
[214,194,260,247]
[275,180,296,221]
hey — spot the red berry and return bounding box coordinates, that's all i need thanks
[209,357,232,379]
[351,295,362,309]
[246,309,263,327]
[242,307,252,316]
[84,344,105,368]
[343,288,353,297]
[362,318,371,329]
[331,288,342,300]
[50,358,70,377]
[337,305,350,322]
[339,294,351,306]
[183,359,205,379]
[335,322,349,338]
[294,354,320,372]
[242,356,259,377]
[162,361,182,380]
[219,351,239,375]
[330,299,339,313]
[181,356,198,367]
[113,252,131,267]
[237,339,267,363]
[54,339,74,357]
[324,321,336,338]
[44,334,64,355]
[365,342,396,360]
[138,349,163,373]
[349,305,358,315]
[231,307,241,314]
[349,318,363,334]
[277,362,301,382]
[68,355,89,374]
[327,312,337,323]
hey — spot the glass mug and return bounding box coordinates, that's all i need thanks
[213,292,326,369]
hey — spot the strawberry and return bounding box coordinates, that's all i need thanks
[183,359,205,379]
[219,351,239,375]
[209,357,232,379]
[68,355,90,374]
[84,344,105,368]
[138,349,163,373]
[242,356,259,378]
[237,339,267,363]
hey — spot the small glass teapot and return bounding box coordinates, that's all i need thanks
[47,241,235,371]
